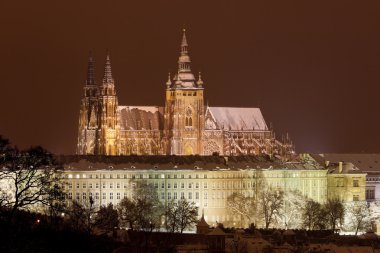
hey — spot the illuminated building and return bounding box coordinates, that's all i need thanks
[76,29,294,156]
[59,155,366,227]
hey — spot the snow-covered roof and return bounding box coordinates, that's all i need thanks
[118,106,164,131]
[318,154,380,172]
[207,107,268,131]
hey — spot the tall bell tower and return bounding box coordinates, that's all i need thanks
[77,53,99,155]
[97,52,119,155]
[164,29,205,155]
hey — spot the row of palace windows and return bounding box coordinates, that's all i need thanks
[66,191,231,202]
[65,172,299,180]
[66,173,210,180]
[65,181,261,190]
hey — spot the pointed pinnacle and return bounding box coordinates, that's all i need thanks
[103,51,114,84]
[86,51,96,85]
[181,28,188,47]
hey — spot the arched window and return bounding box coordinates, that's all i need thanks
[185,107,193,127]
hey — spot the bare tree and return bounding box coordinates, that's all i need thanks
[280,190,307,229]
[118,197,138,230]
[165,199,180,232]
[258,186,284,229]
[302,199,324,230]
[0,145,63,222]
[67,197,96,233]
[95,203,119,235]
[345,201,372,235]
[324,198,345,232]
[176,199,199,233]
[118,180,163,231]
[226,192,256,227]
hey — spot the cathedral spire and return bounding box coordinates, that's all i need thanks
[102,51,114,85]
[181,28,188,54]
[86,51,96,86]
[178,28,191,73]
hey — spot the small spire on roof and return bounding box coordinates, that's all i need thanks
[166,72,172,88]
[175,70,181,86]
[197,71,203,87]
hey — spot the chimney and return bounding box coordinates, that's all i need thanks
[339,162,343,173]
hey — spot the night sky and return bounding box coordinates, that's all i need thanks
[0,0,379,154]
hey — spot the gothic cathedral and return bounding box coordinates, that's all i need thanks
[77,29,294,156]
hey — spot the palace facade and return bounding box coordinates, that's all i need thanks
[76,29,294,157]
[59,155,366,227]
